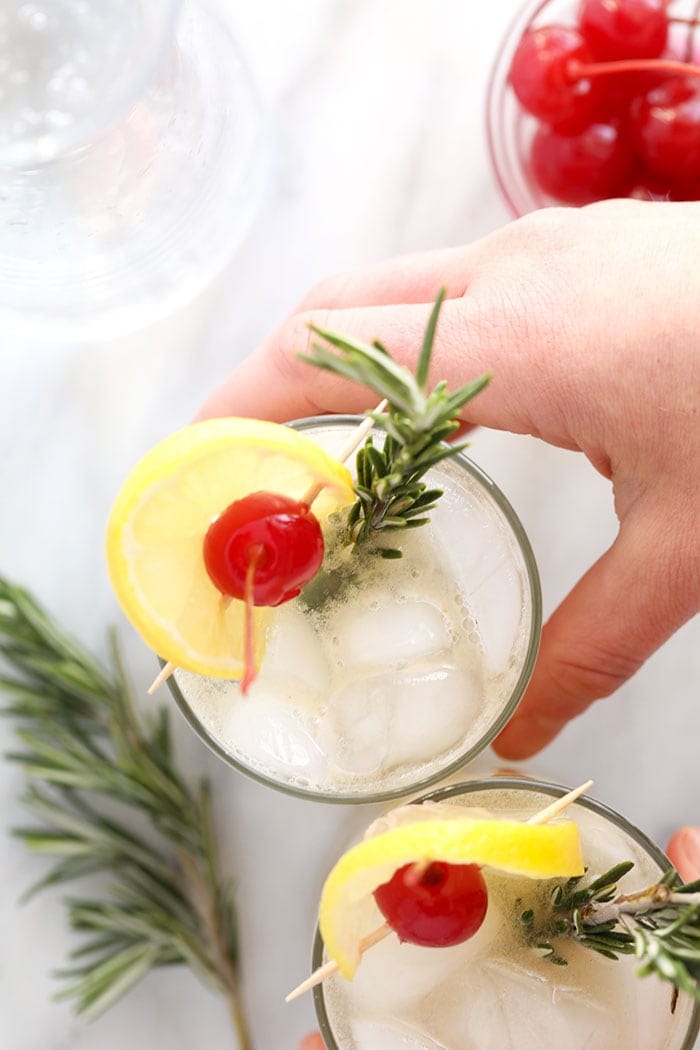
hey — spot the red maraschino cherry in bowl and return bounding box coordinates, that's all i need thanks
[487,0,700,215]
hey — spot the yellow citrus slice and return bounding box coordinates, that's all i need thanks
[106,418,354,678]
[319,814,584,979]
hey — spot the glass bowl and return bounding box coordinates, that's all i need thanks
[486,0,700,216]
[0,0,268,338]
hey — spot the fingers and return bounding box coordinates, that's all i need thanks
[197,296,495,423]
[494,498,699,759]
[666,828,700,882]
[298,1034,325,1050]
[294,245,477,312]
[197,301,434,422]
[197,240,499,424]
[196,295,536,437]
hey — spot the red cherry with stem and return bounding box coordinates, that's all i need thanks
[530,119,634,204]
[203,492,324,606]
[579,0,669,62]
[631,76,700,182]
[509,25,599,127]
[374,861,488,948]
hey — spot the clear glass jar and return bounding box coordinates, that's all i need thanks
[166,417,541,803]
[313,777,700,1049]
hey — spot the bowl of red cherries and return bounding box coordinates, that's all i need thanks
[487,0,700,215]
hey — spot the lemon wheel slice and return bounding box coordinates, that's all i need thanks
[320,817,584,978]
[106,418,354,678]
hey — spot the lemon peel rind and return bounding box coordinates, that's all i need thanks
[107,419,354,528]
[319,819,584,979]
[105,559,269,679]
[105,418,354,676]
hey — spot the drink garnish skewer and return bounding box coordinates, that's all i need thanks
[285,780,595,1001]
[146,401,388,695]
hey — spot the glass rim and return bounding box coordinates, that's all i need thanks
[312,776,700,1050]
[167,415,542,804]
[485,0,559,218]
[0,0,184,170]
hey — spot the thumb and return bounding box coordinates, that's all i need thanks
[667,828,700,882]
[298,1035,325,1050]
[494,497,698,759]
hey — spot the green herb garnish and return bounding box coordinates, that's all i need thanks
[302,290,490,555]
[520,862,700,1001]
[0,578,249,1045]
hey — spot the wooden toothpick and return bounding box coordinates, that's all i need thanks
[147,661,176,695]
[285,923,391,1003]
[301,399,387,506]
[526,780,594,826]
[146,404,388,695]
[284,780,595,1002]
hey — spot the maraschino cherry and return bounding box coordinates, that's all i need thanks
[531,118,633,203]
[509,25,599,127]
[203,492,324,691]
[374,861,488,948]
[579,0,669,62]
[632,76,700,181]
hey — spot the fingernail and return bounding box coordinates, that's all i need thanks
[666,826,700,882]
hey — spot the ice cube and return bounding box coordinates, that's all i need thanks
[332,599,451,670]
[320,676,392,776]
[434,955,619,1050]
[349,1018,448,1050]
[386,665,480,766]
[428,483,526,671]
[428,483,500,591]
[322,665,479,776]
[216,691,328,783]
[348,900,502,1016]
[261,603,330,696]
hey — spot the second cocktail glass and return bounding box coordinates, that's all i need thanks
[312,778,700,1049]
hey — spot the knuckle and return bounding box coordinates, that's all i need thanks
[267,309,333,411]
[497,207,576,254]
[296,273,353,312]
[545,644,643,708]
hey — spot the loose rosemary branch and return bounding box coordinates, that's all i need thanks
[0,577,249,1045]
[301,290,490,555]
[519,862,700,1001]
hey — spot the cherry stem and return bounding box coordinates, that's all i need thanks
[241,544,264,695]
[685,0,700,63]
[569,57,700,81]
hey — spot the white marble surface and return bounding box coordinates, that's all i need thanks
[0,2,698,1049]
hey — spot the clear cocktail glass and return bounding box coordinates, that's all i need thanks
[166,417,541,803]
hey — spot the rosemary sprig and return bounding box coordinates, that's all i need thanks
[0,578,249,1045]
[519,862,700,1001]
[301,290,490,554]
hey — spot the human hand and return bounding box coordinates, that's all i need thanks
[198,200,700,758]
[667,827,700,882]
